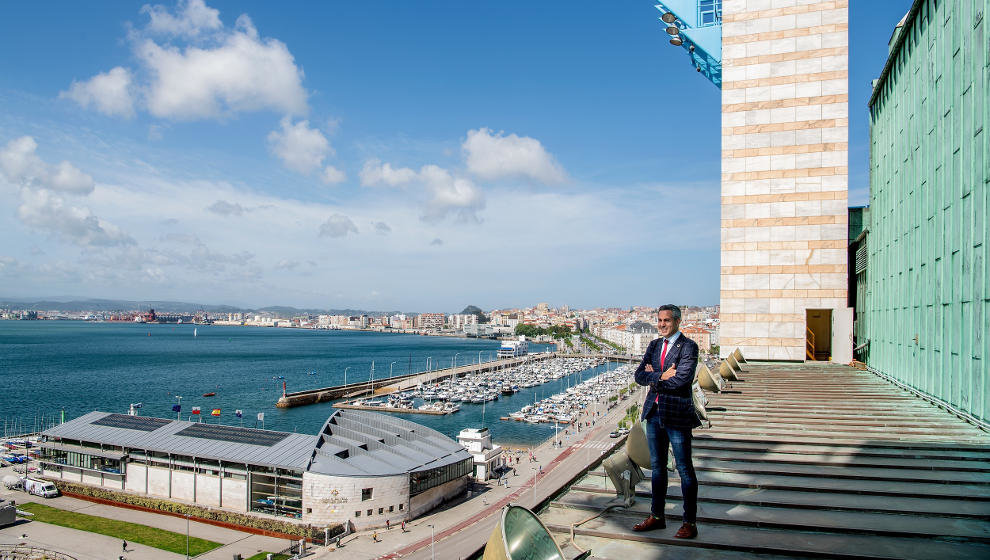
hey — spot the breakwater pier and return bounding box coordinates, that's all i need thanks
[275,352,637,408]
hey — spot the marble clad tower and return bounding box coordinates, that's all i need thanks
[718,0,851,361]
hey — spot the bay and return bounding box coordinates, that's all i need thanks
[0,321,617,446]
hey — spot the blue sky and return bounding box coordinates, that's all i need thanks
[0,1,911,311]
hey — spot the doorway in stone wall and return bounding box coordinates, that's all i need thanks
[805,309,833,361]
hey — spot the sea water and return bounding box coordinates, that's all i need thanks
[0,321,619,445]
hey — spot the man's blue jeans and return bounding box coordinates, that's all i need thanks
[645,411,698,523]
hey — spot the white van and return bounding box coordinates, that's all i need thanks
[22,478,59,498]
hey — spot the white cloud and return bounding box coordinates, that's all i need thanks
[17,189,134,247]
[138,29,307,120]
[419,164,484,223]
[462,127,566,184]
[141,0,222,37]
[0,256,28,277]
[207,200,246,216]
[322,165,346,185]
[267,117,332,175]
[430,238,443,246]
[0,136,94,195]
[359,158,485,222]
[63,2,307,121]
[319,213,358,238]
[374,221,391,235]
[60,67,135,118]
[359,159,417,187]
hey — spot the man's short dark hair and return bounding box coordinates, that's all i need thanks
[657,304,681,321]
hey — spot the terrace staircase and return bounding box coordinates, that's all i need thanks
[539,362,990,560]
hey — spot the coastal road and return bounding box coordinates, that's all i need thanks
[353,386,645,560]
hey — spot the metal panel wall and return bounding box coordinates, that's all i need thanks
[866,0,989,424]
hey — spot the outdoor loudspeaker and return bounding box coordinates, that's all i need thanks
[726,353,743,373]
[695,362,722,393]
[602,421,651,507]
[692,381,711,427]
[483,505,590,560]
[732,347,746,364]
[718,360,739,381]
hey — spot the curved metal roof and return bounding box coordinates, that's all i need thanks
[306,409,472,477]
[43,410,471,478]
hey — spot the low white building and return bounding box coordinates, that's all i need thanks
[39,410,472,530]
[498,336,529,359]
[456,428,505,480]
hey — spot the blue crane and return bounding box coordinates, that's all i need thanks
[654,0,723,88]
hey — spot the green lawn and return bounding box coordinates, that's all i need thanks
[18,502,223,556]
[245,553,290,560]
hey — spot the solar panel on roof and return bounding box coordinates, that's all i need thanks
[91,414,171,432]
[176,423,289,447]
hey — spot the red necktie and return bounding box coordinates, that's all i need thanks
[656,338,669,404]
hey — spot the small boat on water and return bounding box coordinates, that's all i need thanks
[202,392,216,397]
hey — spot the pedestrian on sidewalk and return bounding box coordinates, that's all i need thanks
[122,540,127,553]
[386,519,390,530]
[372,530,380,542]
[401,520,406,532]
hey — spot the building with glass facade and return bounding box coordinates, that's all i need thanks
[860,0,988,426]
[38,410,473,530]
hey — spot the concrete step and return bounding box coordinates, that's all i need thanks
[708,407,976,428]
[687,456,990,484]
[554,532,808,560]
[690,439,990,462]
[549,490,990,542]
[587,469,990,500]
[688,448,990,472]
[693,433,990,453]
[694,425,990,443]
[571,475,990,518]
[540,505,990,560]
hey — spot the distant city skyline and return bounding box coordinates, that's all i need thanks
[0,1,910,310]
[0,294,717,316]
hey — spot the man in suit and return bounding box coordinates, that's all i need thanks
[631,304,700,538]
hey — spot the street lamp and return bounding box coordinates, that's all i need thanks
[185,514,190,559]
[390,361,397,379]
[175,395,182,421]
[452,353,460,369]
[427,523,436,560]
[344,367,350,386]
[531,466,539,506]
[478,350,483,365]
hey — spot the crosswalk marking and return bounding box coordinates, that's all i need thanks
[573,440,612,449]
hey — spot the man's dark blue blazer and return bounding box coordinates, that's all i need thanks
[634,334,701,429]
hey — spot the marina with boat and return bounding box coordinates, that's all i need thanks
[332,357,632,421]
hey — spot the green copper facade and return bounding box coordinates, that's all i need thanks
[864,0,989,425]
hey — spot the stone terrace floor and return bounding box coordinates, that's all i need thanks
[540,361,990,560]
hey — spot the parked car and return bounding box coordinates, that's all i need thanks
[608,431,620,438]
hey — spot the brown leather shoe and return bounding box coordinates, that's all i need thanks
[674,522,698,539]
[632,515,665,532]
